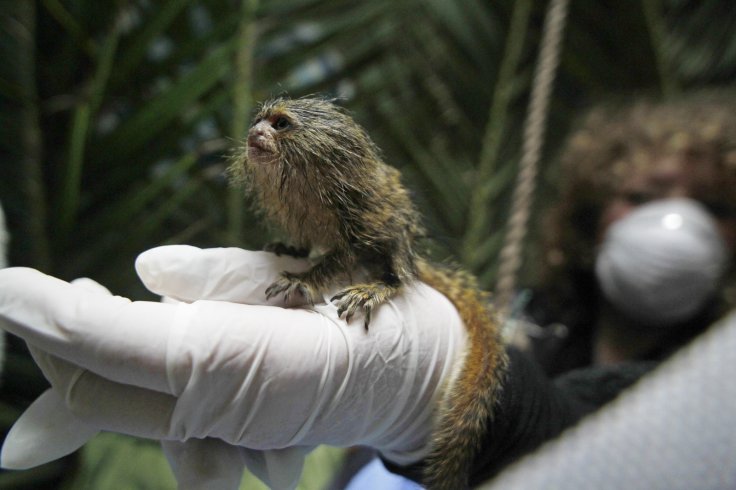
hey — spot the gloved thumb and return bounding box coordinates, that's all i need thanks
[135,245,310,305]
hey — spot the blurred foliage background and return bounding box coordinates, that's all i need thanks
[0,0,734,487]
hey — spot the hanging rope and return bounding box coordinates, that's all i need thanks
[494,0,570,317]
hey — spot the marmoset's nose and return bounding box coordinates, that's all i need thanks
[249,120,271,137]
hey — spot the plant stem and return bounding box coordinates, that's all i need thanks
[12,1,52,270]
[228,0,260,243]
[642,0,679,98]
[462,0,533,271]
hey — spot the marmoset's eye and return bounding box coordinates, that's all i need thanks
[273,117,292,131]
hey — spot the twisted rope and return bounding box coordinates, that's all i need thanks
[494,0,570,316]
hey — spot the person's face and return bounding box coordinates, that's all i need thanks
[598,153,736,251]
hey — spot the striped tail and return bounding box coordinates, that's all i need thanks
[417,259,508,490]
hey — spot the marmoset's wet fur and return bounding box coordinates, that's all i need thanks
[229,96,507,489]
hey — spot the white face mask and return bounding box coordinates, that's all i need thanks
[595,198,729,327]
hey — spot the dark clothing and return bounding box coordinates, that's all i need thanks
[525,285,720,377]
[380,287,717,487]
[384,347,653,486]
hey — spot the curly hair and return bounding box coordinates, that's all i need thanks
[538,90,736,321]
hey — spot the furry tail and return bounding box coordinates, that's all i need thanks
[417,259,508,490]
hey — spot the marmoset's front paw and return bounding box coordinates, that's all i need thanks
[331,282,399,330]
[265,272,320,305]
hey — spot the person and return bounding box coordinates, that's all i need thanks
[525,90,736,376]
[0,92,733,489]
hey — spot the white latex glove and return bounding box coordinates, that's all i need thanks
[0,246,467,489]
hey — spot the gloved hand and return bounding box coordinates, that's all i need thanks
[0,246,467,489]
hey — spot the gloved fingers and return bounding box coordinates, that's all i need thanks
[0,266,340,403]
[70,277,113,296]
[162,439,309,490]
[161,439,247,490]
[28,347,177,440]
[0,388,99,469]
[0,267,174,393]
[19,297,342,445]
[241,446,312,490]
[135,245,310,305]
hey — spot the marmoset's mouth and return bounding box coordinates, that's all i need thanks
[247,139,278,166]
[247,137,273,153]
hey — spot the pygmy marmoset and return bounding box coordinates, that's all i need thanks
[229,96,508,490]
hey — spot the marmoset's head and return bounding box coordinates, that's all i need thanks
[227,96,395,248]
[242,97,380,170]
